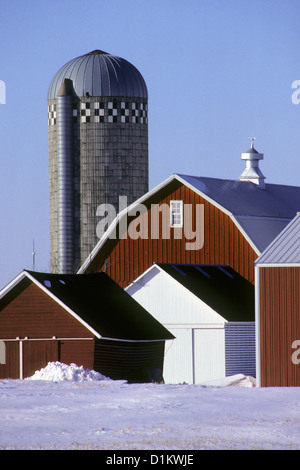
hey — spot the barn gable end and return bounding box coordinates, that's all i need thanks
[0,281,93,340]
[78,171,300,288]
[80,181,259,287]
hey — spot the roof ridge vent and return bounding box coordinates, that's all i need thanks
[239,137,266,189]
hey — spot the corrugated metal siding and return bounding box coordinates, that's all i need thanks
[94,339,165,383]
[259,267,300,387]
[95,184,257,287]
[225,322,256,377]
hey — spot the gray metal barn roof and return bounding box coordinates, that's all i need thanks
[179,175,300,219]
[48,49,148,100]
[178,174,300,252]
[255,213,300,265]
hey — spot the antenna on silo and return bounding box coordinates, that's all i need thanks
[32,239,36,271]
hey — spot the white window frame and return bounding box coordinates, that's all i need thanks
[170,200,183,227]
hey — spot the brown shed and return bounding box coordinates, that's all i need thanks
[0,271,174,382]
[255,214,300,387]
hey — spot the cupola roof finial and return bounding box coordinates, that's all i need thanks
[239,138,266,189]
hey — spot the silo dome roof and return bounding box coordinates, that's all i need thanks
[48,49,148,100]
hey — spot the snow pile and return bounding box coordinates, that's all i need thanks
[233,374,256,387]
[200,374,256,388]
[27,361,110,382]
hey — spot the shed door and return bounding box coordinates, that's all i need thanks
[164,327,225,384]
[163,329,193,384]
[0,341,19,379]
[194,328,225,383]
[23,340,59,379]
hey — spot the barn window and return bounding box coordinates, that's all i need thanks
[170,200,183,227]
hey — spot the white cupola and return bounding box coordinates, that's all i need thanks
[239,138,266,189]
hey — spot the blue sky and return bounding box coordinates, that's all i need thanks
[0,0,299,288]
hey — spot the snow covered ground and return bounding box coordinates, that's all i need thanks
[0,362,300,451]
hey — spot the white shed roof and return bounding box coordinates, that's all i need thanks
[255,213,300,265]
[127,263,255,322]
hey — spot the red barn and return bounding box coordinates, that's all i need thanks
[78,172,300,288]
[255,214,300,387]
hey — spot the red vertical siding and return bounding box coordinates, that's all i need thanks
[0,282,93,339]
[0,341,19,379]
[0,281,95,379]
[88,184,258,287]
[59,339,95,370]
[23,340,59,378]
[259,267,300,387]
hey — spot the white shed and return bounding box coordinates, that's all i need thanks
[126,264,255,384]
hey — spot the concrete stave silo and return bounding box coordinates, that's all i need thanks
[48,50,148,273]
